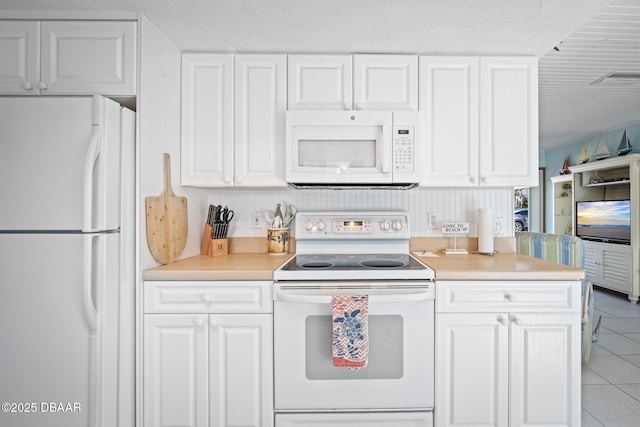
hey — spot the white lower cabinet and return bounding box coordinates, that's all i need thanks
[276,412,432,427]
[143,281,274,427]
[583,240,632,295]
[435,281,581,427]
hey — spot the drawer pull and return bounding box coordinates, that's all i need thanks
[497,315,508,326]
[505,293,516,303]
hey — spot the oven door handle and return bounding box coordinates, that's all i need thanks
[274,287,433,304]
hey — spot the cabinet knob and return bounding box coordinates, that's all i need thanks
[481,176,488,184]
[23,82,34,91]
[209,319,218,327]
[497,315,508,326]
[195,319,205,328]
[505,293,516,303]
[202,294,212,303]
[223,176,232,184]
[512,316,523,326]
[469,176,476,184]
[235,177,243,184]
[38,82,48,91]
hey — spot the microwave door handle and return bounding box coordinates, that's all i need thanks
[381,124,392,173]
[274,288,432,304]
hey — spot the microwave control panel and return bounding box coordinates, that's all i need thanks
[393,126,415,172]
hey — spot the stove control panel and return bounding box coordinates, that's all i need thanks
[296,211,410,239]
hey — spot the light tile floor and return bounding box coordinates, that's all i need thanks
[582,288,640,427]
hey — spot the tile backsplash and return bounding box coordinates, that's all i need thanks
[205,187,514,238]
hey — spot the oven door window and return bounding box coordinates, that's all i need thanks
[305,314,403,380]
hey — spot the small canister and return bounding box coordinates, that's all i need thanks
[267,228,289,255]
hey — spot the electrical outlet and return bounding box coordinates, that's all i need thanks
[251,211,263,229]
[493,218,503,235]
[428,212,437,229]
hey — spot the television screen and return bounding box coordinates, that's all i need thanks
[575,200,631,244]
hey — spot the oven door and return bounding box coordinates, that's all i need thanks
[273,283,434,411]
[285,111,393,184]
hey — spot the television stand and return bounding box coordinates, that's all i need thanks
[569,154,640,303]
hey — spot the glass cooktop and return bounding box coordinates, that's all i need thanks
[274,253,434,281]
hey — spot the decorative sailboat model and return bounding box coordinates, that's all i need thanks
[559,155,571,175]
[594,135,610,161]
[617,129,632,156]
[579,145,589,164]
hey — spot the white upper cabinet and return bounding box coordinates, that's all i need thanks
[234,54,287,187]
[181,53,234,187]
[479,57,539,187]
[353,54,418,110]
[420,56,538,187]
[181,53,287,187]
[287,54,418,111]
[0,21,39,94]
[287,55,352,110]
[0,20,136,96]
[419,57,479,186]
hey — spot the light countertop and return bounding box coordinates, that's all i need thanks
[415,251,585,281]
[143,251,584,282]
[143,253,294,281]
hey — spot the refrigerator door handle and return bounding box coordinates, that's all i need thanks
[82,125,102,233]
[82,233,98,335]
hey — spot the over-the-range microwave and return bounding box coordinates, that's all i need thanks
[285,110,421,189]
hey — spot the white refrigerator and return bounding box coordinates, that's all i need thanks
[0,96,135,427]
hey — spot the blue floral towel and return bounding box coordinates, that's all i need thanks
[332,295,369,369]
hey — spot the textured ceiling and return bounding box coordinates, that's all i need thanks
[3,0,637,150]
[538,0,640,149]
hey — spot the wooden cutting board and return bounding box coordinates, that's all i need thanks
[146,153,188,264]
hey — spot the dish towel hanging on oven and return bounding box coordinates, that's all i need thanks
[332,295,369,369]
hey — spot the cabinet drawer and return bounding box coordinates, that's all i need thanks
[436,281,581,313]
[144,281,273,314]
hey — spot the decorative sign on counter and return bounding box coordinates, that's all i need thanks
[441,223,470,234]
[441,222,469,255]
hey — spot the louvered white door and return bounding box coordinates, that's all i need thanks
[601,244,632,294]
[582,240,631,294]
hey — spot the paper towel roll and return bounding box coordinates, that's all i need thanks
[477,208,494,254]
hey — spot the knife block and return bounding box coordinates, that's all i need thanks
[207,238,228,257]
[200,222,228,257]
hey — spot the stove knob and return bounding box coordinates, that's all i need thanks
[316,221,326,231]
[305,221,314,231]
[392,221,403,231]
[380,220,390,231]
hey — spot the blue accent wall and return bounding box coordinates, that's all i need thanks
[543,123,640,231]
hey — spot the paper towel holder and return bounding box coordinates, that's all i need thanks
[472,249,498,256]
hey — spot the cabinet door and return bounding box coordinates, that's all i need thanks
[0,21,39,95]
[40,21,136,95]
[601,244,632,294]
[479,57,538,187]
[209,315,273,427]
[234,54,287,187]
[353,54,418,110]
[419,57,478,186]
[181,53,234,187]
[144,314,208,427]
[582,241,599,284]
[436,313,508,427]
[287,55,352,110]
[509,313,581,427]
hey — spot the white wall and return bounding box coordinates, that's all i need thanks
[199,185,514,238]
